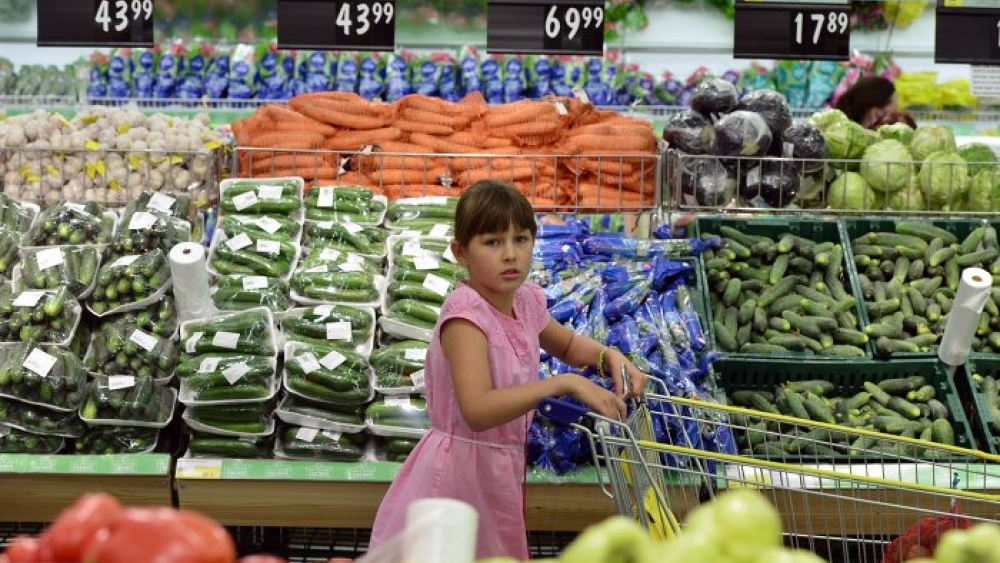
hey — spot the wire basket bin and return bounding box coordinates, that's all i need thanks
[539,378,1000,563]
[234,146,663,214]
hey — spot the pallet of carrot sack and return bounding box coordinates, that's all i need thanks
[693,216,870,359]
[845,218,999,359]
[714,357,974,461]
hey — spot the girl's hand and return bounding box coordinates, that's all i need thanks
[561,374,627,420]
[606,348,647,399]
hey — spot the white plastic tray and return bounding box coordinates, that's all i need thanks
[182,410,277,438]
[277,306,376,357]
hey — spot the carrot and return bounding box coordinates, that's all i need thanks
[570,134,656,152]
[457,91,488,118]
[484,101,557,128]
[323,127,403,150]
[358,154,443,172]
[401,107,472,129]
[370,168,449,185]
[482,137,514,149]
[243,131,327,149]
[458,164,540,185]
[409,132,478,154]
[247,153,334,174]
[393,119,455,136]
[372,141,428,153]
[446,131,487,148]
[296,100,391,130]
[290,91,368,105]
[384,184,464,200]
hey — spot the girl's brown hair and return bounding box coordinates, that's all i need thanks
[454,180,537,246]
[835,76,896,125]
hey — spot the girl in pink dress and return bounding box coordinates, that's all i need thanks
[369,180,648,559]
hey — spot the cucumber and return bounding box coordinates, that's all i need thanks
[896,222,957,245]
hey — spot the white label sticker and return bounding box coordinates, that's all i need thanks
[402,230,422,237]
[304,265,329,274]
[315,221,334,230]
[297,352,322,374]
[319,349,346,371]
[402,240,424,257]
[413,256,440,271]
[319,248,341,261]
[108,375,136,390]
[129,329,158,352]
[13,291,45,307]
[442,245,457,264]
[429,224,451,237]
[384,396,411,407]
[110,254,140,269]
[326,321,352,341]
[232,191,258,211]
[295,427,319,442]
[35,248,64,271]
[147,193,176,213]
[338,262,364,273]
[343,222,364,235]
[553,101,569,116]
[225,233,253,251]
[255,217,282,235]
[242,276,269,290]
[404,348,428,361]
[212,331,240,350]
[321,430,342,441]
[313,305,334,319]
[410,369,426,387]
[22,348,56,377]
[317,187,335,208]
[65,202,87,214]
[346,253,365,264]
[199,357,220,373]
[222,362,251,384]
[256,239,281,255]
[257,184,284,201]
[186,332,203,354]
[129,211,157,230]
[424,197,450,205]
[423,273,451,297]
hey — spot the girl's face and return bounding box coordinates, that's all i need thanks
[452,224,534,307]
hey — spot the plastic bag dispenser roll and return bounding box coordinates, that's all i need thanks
[938,267,992,367]
[402,498,479,563]
[169,242,217,323]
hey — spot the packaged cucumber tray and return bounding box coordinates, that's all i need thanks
[305,185,387,225]
[87,249,172,317]
[282,341,374,407]
[381,235,463,342]
[279,305,376,357]
[290,248,384,307]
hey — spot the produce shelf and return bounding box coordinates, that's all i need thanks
[960,357,1000,455]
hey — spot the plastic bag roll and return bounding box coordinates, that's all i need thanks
[402,498,478,563]
[938,267,992,367]
[169,242,217,323]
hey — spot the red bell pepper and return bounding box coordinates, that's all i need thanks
[38,492,122,563]
[83,507,236,563]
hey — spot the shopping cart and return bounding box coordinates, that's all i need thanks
[538,368,1000,563]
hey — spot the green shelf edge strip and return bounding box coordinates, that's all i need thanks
[0,453,170,475]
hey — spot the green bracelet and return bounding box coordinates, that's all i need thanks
[597,347,607,378]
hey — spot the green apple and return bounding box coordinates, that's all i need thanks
[559,516,655,563]
[682,489,783,561]
[751,547,827,563]
[934,528,973,563]
[959,523,1000,563]
[656,531,724,563]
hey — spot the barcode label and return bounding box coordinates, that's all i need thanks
[225,233,253,251]
[35,248,64,271]
[232,191,258,211]
[129,329,158,352]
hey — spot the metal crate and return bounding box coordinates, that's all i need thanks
[235,145,664,215]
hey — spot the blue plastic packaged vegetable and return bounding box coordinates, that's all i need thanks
[358,52,387,101]
[503,55,526,103]
[107,48,133,99]
[481,54,504,104]
[385,51,412,101]
[676,284,707,351]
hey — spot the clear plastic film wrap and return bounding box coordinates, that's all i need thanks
[305,185,387,225]
[385,197,457,234]
[23,202,113,246]
[0,342,87,412]
[129,190,195,222]
[73,425,159,454]
[0,286,81,344]
[176,353,276,380]
[112,199,193,257]
[304,221,387,258]
[211,275,292,313]
[188,429,274,458]
[391,252,466,286]
[298,247,379,273]
[187,402,274,437]
[220,177,303,216]
[18,245,101,298]
[79,375,176,427]
[386,299,441,331]
[281,305,375,351]
[0,193,39,233]
[0,227,20,280]
[373,434,421,463]
[274,423,368,462]
[291,268,383,306]
[88,250,171,315]
[276,394,367,432]
[371,339,428,394]
[0,425,64,453]
[179,354,278,405]
[283,341,373,406]
[116,295,177,339]
[0,397,87,438]
[365,394,430,433]
[180,308,278,357]
[85,318,178,381]
[210,230,300,279]
[219,214,302,241]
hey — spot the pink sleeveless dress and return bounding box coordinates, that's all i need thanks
[368,282,549,560]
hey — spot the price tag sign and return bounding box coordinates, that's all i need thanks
[487,0,604,56]
[37,0,155,47]
[278,0,396,51]
[935,0,1000,64]
[733,0,850,61]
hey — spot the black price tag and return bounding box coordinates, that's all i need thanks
[278,0,396,51]
[487,0,605,56]
[37,0,154,47]
[734,0,850,61]
[935,0,1000,64]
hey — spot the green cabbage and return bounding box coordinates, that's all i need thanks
[967,169,1000,212]
[918,150,969,207]
[809,108,849,130]
[957,143,998,177]
[860,139,914,193]
[910,125,957,162]
[886,180,926,211]
[822,120,875,161]
[877,123,914,146]
[826,171,878,210]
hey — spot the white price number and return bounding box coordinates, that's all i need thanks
[336,1,394,36]
[793,10,848,46]
[544,5,604,41]
[95,0,153,33]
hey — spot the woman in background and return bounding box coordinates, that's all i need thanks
[835,76,898,128]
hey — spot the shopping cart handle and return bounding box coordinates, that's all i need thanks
[537,398,588,426]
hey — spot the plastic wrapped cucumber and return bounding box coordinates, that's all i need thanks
[79,375,176,427]
[305,185,385,224]
[283,341,372,406]
[180,358,276,404]
[187,404,273,437]
[376,436,421,462]
[219,214,302,240]
[89,250,171,315]
[386,197,458,224]
[366,395,430,430]
[281,305,374,348]
[275,394,366,429]
[112,200,192,257]
[0,343,87,411]
[211,230,298,278]
[176,353,276,380]
[85,319,178,380]
[181,309,277,356]
[131,190,194,221]
[290,270,381,304]
[297,248,381,275]
[304,222,387,256]
[0,397,87,438]
[73,426,158,454]
[275,424,367,461]
[390,236,451,258]
[116,295,177,339]
[0,192,37,233]
[220,178,302,215]
[386,299,440,330]
[0,228,20,278]
[211,275,292,313]
[19,246,100,298]
[22,202,113,246]
[0,425,64,453]
[0,286,81,344]
[188,430,274,458]
[371,340,428,390]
